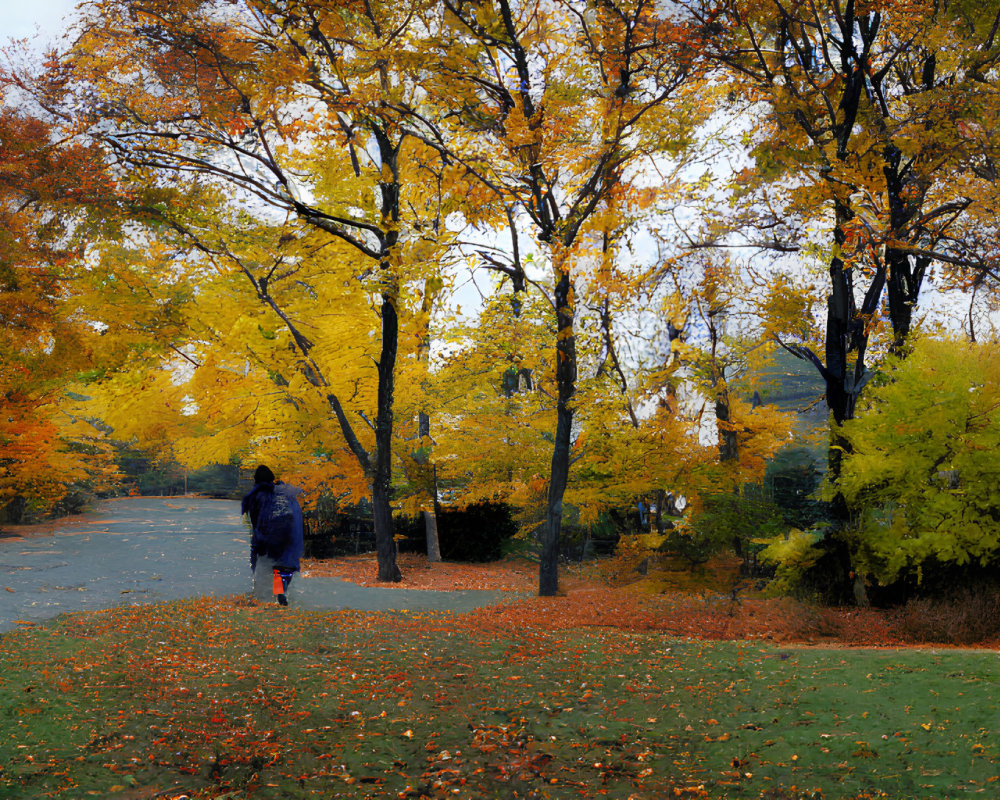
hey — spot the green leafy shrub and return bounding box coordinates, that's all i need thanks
[758,527,825,595]
[675,448,828,576]
[678,484,786,569]
[48,486,95,517]
[558,508,626,561]
[837,337,1000,587]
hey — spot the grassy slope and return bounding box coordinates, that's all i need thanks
[1,597,998,799]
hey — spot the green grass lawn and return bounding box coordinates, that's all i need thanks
[1,597,997,799]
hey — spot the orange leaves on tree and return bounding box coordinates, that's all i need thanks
[0,88,125,512]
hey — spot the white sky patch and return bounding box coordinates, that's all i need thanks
[2,0,79,47]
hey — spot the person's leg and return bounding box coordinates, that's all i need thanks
[253,554,277,602]
[277,570,293,606]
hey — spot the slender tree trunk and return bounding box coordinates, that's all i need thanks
[419,411,442,562]
[704,299,737,464]
[882,144,929,352]
[374,293,402,582]
[540,261,576,596]
[423,509,441,562]
[414,271,442,563]
[714,375,738,462]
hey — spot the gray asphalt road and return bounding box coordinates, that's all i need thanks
[0,497,509,634]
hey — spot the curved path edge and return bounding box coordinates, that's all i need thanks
[0,497,511,634]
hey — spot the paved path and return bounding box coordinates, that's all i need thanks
[0,497,510,634]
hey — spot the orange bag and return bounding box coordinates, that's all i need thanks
[272,569,284,596]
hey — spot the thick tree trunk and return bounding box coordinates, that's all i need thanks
[539,265,576,597]
[541,401,573,596]
[374,294,402,582]
[824,202,862,537]
[822,200,886,428]
[824,204,856,428]
[372,130,403,583]
[822,202,886,607]
[372,476,399,582]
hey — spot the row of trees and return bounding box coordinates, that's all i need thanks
[2,0,999,599]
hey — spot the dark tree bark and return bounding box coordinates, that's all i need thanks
[61,3,418,584]
[438,0,689,597]
[537,279,579,595]
[822,201,874,427]
[373,293,402,581]
[540,262,576,596]
[371,131,403,582]
[715,391,738,462]
[654,488,667,535]
[705,303,738,463]
[882,144,930,351]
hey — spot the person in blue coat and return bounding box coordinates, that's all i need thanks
[241,465,305,605]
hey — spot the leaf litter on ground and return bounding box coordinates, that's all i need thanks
[1,555,999,799]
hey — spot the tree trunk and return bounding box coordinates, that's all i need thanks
[420,412,442,563]
[882,144,928,352]
[778,199,882,605]
[824,202,861,539]
[539,264,576,596]
[823,201,886,607]
[374,293,402,582]
[824,203,856,428]
[705,302,737,464]
[715,387,739,463]
[423,508,441,563]
[372,129,403,583]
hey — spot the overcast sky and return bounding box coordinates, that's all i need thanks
[3,0,79,46]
